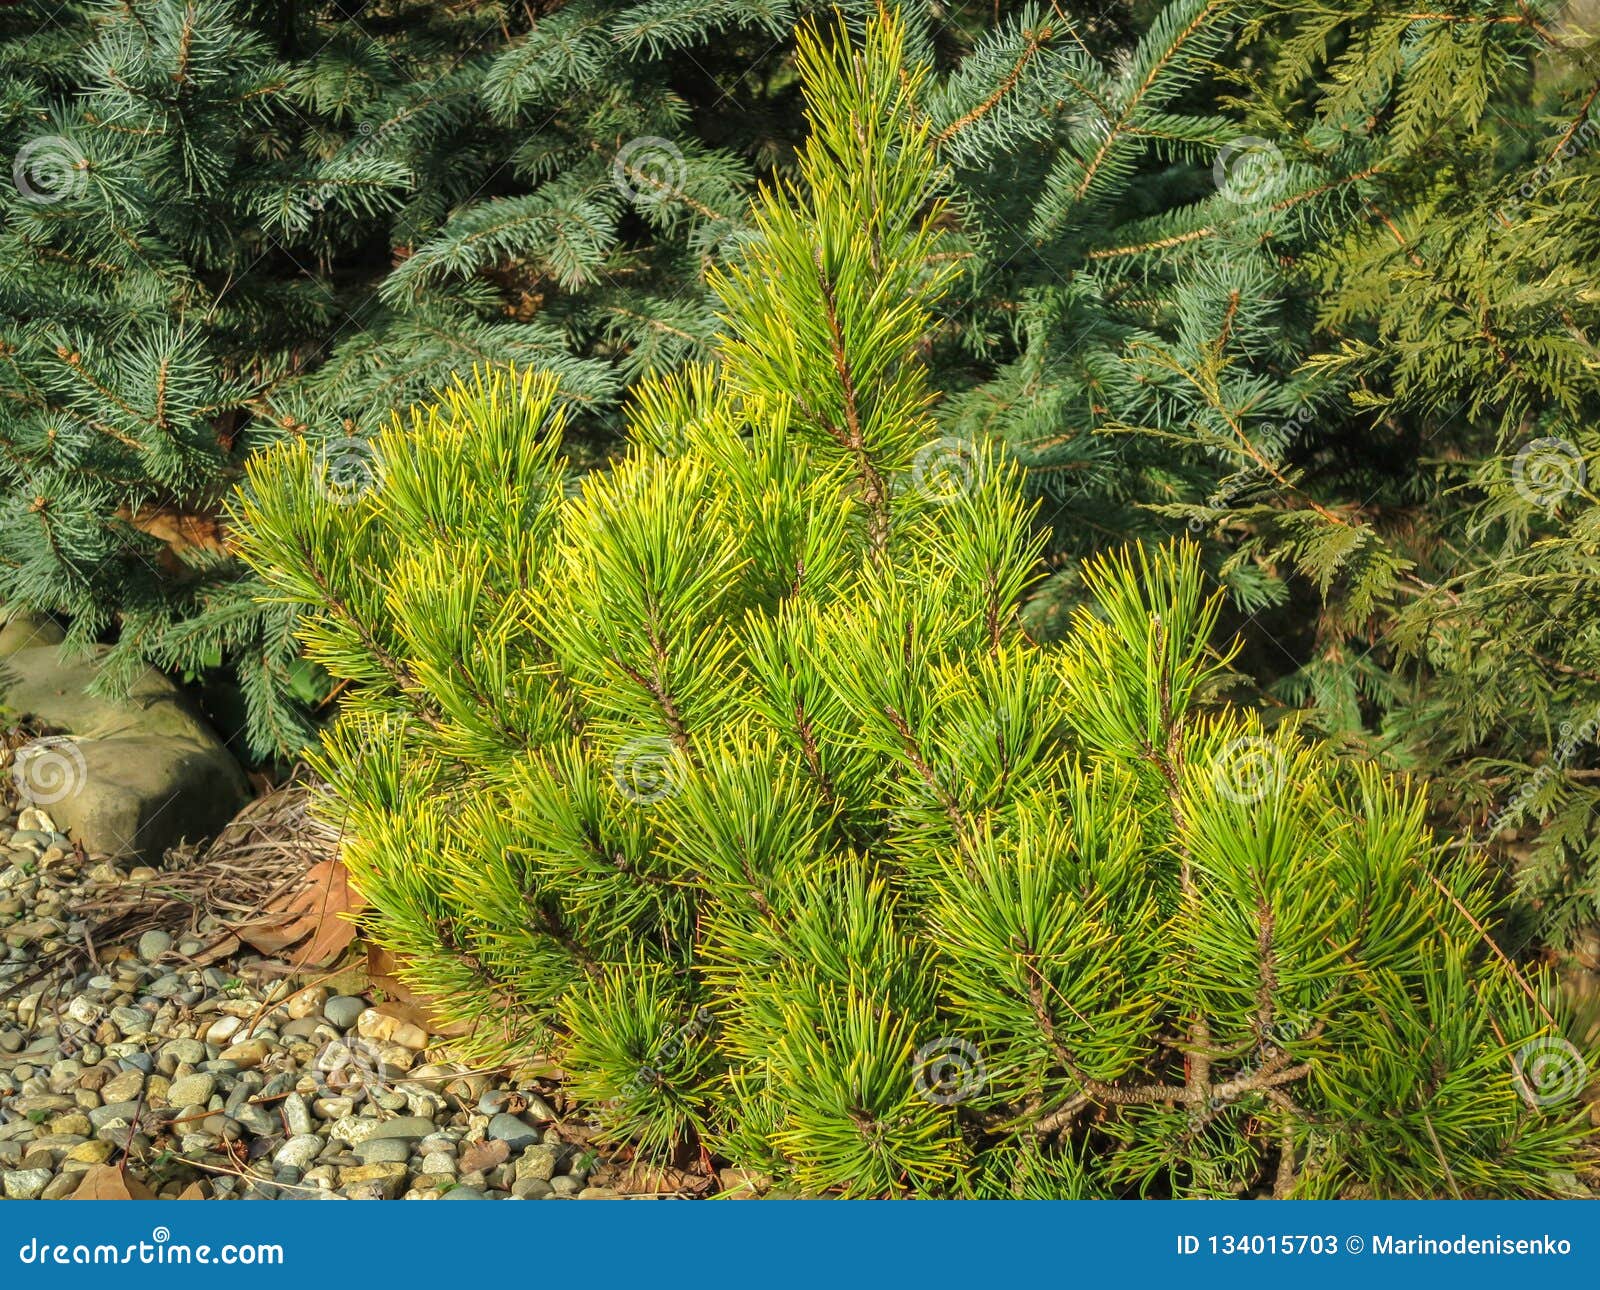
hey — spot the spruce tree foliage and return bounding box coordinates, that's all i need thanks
[235,15,1594,1198]
[0,0,784,754]
[0,0,1339,756]
[912,0,1337,636]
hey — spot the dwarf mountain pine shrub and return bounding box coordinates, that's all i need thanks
[234,15,1595,1198]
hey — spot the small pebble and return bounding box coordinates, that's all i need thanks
[136,930,173,962]
[353,1138,412,1166]
[322,997,366,1030]
[274,1135,324,1171]
[163,1038,207,1065]
[3,1168,53,1200]
[99,1069,145,1103]
[362,1115,436,1142]
[286,986,330,1020]
[165,1073,216,1106]
[515,1144,559,1182]
[0,803,625,1207]
[219,1038,270,1069]
[486,1112,541,1151]
[282,1092,314,1136]
[203,1016,242,1047]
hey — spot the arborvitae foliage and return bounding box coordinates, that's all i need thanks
[235,16,1594,1198]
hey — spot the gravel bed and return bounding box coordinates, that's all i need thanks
[0,807,739,1201]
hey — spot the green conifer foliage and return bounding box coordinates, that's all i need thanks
[915,0,1353,635]
[1169,0,1600,949]
[0,0,1324,755]
[0,0,773,753]
[234,14,1593,1198]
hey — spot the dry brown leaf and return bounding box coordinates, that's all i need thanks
[120,504,227,555]
[68,1166,156,1200]
[117,505,228,576]
[458,1139,510,1174]
[233,920,307,954]
[614,1163,713,1197]
[176,1182,207,1200]
[185,931,241,967]
[236,857,363,968]
[364,944,406,996]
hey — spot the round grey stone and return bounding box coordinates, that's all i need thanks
[234,1104,277,1136]
[146,973,185,998]
[88,1100,140,1130]
[281,1093,314,1137]
[353,1138,412,1165]
[136,930,173,962]
[486,1113,540,1150]
[108,1007,150,1034]
[162,1038,207,1066]
[322,996,366,1030]
[363,1115,435,1141]
[165,1073,215,1106]
[274,1135,323,1171]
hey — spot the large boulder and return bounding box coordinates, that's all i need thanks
[0,610,248,861]
[0,611,64,658]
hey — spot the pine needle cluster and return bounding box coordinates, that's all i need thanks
[0,0,1334,753]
